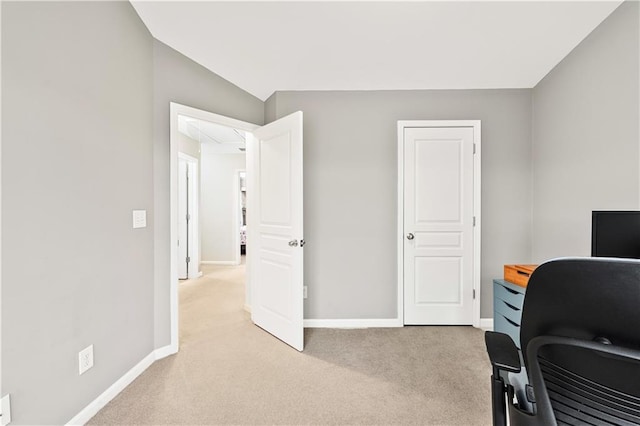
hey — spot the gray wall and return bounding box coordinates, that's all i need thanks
[200,151,246,262]
[264,93,277,124]
[270,90,533,319]
[2,2,154,424]
[152,40,264,348]
[531,1,640,262]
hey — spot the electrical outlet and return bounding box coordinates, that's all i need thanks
[78,345,94,375]
[303,286,308,299]
[1,394,11,426]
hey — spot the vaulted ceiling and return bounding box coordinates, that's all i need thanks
[132,1,622,101]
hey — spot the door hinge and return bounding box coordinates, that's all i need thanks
[473,216,476,227]
[473,289,476,299]
[473,143,477,154]
[186,256,191,264]
[186,213,191,222]
[300,239,305,247]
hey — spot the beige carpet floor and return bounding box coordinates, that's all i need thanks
[89,263,492,425]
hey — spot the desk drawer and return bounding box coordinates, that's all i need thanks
[494,298,523,325]
[494,313,521,349]
[494,281,525,310]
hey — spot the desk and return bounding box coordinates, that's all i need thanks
[493,279,526,348]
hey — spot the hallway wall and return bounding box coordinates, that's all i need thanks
[200,150,246,263]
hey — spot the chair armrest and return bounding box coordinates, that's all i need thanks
[485,331,521,373]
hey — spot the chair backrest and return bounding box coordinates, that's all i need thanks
[519,258,640,425]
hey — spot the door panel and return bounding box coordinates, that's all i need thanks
[404,126,474,325]
[259,132,292,225]
[414,257,462,303]
[415,139,462,223]
[249,111,304,351]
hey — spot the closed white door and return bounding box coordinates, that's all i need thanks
[403,126,476,325]
[249,111,304,351]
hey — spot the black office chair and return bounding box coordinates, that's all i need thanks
[485,257,640,426]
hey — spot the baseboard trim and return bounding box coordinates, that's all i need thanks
[304,318,492,330]
[66,351,155,425]
[304,318,403,328]
[480,318,494,331]
[66,345,176,425]
[154,343,178,361]
[201,260,237,265]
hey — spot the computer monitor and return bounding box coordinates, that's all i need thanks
[591,211,640,259]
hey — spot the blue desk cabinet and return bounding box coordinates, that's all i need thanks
[493,279,526,348]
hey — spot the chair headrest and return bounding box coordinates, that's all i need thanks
[521,257,640,364]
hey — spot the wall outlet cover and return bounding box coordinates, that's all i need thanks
[79,345,94,375]
[1,394,11,426]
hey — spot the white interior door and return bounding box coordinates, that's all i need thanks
[249,111,304,351]
[177,159,188,280]
[403,126,475,324]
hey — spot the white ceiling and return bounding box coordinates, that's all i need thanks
[132,1,622,101]
[178,114,247,154]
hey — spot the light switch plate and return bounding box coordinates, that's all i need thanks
[132,210,147,229]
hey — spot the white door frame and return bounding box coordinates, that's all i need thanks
[178,152,201,279]
[397,120,482,328]
[169,102,258,353]
[0,3,3,396]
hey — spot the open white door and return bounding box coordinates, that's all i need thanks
[248,111,304,351]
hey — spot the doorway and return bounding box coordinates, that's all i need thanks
[168,103,305,352]
[397,120,481,327]
[169,103,258,352]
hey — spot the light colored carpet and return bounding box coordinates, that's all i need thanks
[89,263,492,425]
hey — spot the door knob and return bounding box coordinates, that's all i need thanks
[289,240,299,247]
[406,233,415,240]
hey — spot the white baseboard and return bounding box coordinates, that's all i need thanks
[303,318,403,328]
[480,318,494,331]
[200,260,237,265]
[304,318,493,330]
[66,352,155,425]
[154,343,178,361]
[66,345,176,425]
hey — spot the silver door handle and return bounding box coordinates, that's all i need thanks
[289,240,299,247]
[406,233,415,240]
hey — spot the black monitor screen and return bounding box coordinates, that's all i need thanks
[592,211,640,259]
